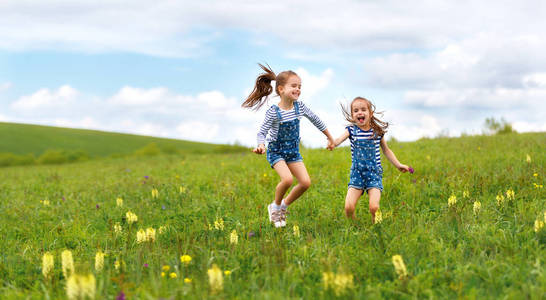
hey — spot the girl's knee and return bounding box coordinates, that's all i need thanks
[299,178,311,190]
[280,177,293,187]
[345,203,355,215]
[369,204,379,214]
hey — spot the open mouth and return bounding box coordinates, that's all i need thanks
[357,117,365,123]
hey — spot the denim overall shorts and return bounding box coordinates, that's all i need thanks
[266,102,303,168]
[348,126,383,192]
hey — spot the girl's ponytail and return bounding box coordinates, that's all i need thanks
[242,63,276,110]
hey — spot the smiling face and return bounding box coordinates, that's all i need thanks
[351,98,372,127]
[277,75,301,101]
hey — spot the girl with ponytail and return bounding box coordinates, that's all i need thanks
[242,64,335,228]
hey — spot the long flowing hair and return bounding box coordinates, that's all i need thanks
[242,63,298,110]
[341,97,388,137]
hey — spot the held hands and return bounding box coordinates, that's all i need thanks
[252,144,266,154]
[326,138,336,151]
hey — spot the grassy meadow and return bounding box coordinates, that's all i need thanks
[0,131,544,299]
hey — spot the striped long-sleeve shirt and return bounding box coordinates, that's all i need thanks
[257,101,327,145]
[347,125,383,168]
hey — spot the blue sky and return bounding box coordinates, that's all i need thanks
[1,1,545,147]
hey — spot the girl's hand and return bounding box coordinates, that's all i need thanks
[397,164,411,173]
[326,140,334,150]
[253,144,266,154]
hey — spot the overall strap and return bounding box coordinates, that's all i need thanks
[294,101,300,115]
[274,105,282,121]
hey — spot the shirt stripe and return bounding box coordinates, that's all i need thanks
[257,101,327,145]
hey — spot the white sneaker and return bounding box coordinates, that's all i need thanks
[280,208,288,227]
[268,203,282,228]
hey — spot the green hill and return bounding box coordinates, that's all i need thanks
[0,122,246,156]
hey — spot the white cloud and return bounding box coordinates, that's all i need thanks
[295,68,334,102]
[11,85,78,110]
[0,82,12,92]
[109,86,171,106]
[2,1,544,56]
[404,87,546,109]
[176,121,219,142]
[523,73,546,88]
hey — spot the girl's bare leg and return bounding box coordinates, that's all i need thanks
[345,187,363,219]
[283,162,311,205]
[272,161,293,205]
[368,188,381,222]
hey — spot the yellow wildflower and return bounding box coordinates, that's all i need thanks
[463,190,469,198]
[126,211,138,224]
[95,251,105,272]
[151,188,159,199]
[473,201,481,215]
[208,264,223,293]
[293,225,300,237]
[322,271,334,290]
[332,273,354,296]
[374,210,383,224]
[136,229,147,244]
[61,250,75,279]
[392,255,408,279]
[214,218,224,231]
[230,230,238,245]
[448,194,457,207]
[526,154,531,163]
[533,173,538,177]
[80,274,96,299]
[535,220,544,233]
[544,211,546,222]
[263,173,267,177]
[180,255,192,265]
[496,194,505,206]
[114,222,122,234]
[184,278,192,283]
[159,226,167,234]
[506,189,515,201]
[146,227,156,242]
[322,271,354,296]
[169,272,177,279]
[179,186,186,194]
[42,252,54,279]
[161,272,166,277]
[116,197,123,207]
[65,275,80,300]
[224,270,231,276]
[66,274,95,300]
[162,265,170,272]
[40,200,50,206]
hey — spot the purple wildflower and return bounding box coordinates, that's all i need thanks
[248,231,255,238]
[409,167,414,174]
[144,263,149,268]
[161,205,166,210]
[96,204,100,209]
[116,291,126,300]
[144,176,149,179]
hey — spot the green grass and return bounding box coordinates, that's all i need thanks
[0,132,544,299]
[0,122,243,157]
